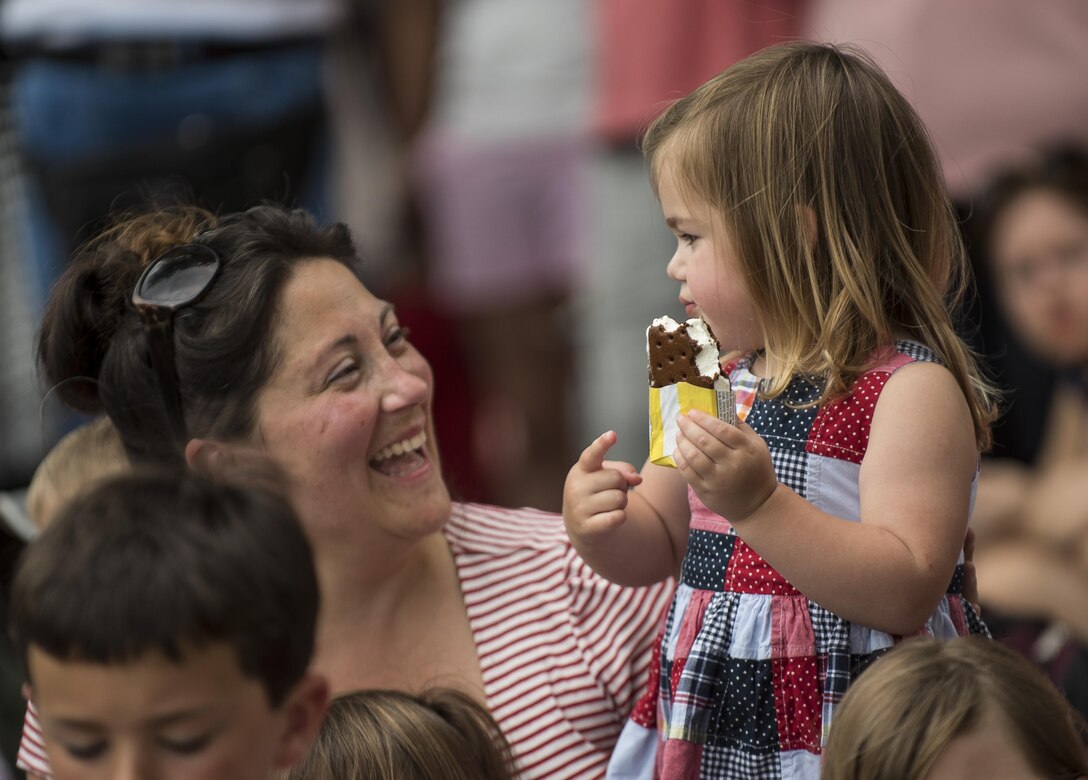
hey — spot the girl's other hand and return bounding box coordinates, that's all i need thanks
[674,410,777,521]
[563,431,642,548]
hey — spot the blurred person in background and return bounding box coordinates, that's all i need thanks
[412,0,591,510]
[969,146,1088,717]
[0,0,339,297]
[574,0,802,468]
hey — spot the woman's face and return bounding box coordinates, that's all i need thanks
[990,188,1088,365]
[253,259,450,548]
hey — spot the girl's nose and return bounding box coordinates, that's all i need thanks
[380,361,430,414]
[666,249,684,281]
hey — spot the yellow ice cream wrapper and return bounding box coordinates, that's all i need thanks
[649,381,738,468]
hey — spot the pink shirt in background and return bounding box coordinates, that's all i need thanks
[803,0,1088,199]
[594,0,804,143]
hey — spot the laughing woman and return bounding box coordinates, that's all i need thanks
[18,205,672,779]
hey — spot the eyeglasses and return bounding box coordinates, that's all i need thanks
[131,242,222,448]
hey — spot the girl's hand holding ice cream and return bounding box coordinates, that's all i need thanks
[673,409,778,523]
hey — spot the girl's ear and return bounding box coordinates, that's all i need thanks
[795,204,818,252]
[272,673,330,770]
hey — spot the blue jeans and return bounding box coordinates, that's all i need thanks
[12,42,328,303]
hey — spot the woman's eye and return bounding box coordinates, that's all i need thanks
[1058,241,1088,267]
[328,362,359,384]
[386,326,411,349]
[1004,263,1036,287]
[64,741,107,760]
[159,733,212,755]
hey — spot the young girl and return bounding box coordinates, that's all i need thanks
[821,636,1088,779]
[563,42,996,778]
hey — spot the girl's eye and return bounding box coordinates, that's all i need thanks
[159,733,212,755]
[65,741,107,760]
[679,233,697,246]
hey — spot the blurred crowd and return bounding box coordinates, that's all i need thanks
[0,0,1087,777]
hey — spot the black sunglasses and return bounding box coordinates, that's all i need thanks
[131,242,222,447]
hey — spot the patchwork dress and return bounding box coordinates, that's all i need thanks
[607,341,989,779]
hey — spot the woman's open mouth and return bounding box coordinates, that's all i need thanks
[370,431,428,477]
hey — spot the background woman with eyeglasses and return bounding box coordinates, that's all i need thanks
[969,146,1088,720]
[20,204,673,779]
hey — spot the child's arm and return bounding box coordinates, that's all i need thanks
[674,361,976,635]
[563,430,692,586]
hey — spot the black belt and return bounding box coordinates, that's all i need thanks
[5,38,320,71]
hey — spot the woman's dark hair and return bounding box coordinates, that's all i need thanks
[981,144,1088,253]
[10,461,319,706]
[38,204,364,464]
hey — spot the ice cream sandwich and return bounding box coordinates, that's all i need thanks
[647,316,737,466]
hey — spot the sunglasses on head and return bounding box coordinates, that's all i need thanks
[131,241,222,448]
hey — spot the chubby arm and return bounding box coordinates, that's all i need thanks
[563,430,692,586]
[675,362,976,635]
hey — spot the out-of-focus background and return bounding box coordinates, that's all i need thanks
[0,0,1087,775]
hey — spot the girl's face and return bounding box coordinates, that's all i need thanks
[658,159,762,353]
[253,259,451,551]
[990,188,1088,365]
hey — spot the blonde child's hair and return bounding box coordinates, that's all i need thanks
[279,688,516,780]
[25,416,130,529]
[643,42,997,450]
[822,636,1088,779]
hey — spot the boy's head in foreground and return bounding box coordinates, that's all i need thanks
[822,636,1088,780]
[10,467,328,779]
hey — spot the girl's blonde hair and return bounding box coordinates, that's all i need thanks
[280,688,516,780]
[822,637,1088,780]
[644,42,997,450]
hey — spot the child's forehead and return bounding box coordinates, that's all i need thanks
[28,641,263,714]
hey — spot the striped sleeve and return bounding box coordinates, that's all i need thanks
[446,503,673,779]
[17,701,51,778]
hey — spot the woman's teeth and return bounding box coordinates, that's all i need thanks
[371,431,427,463]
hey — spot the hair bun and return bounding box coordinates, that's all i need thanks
[37,248,140,412]
[37,206,217,413]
